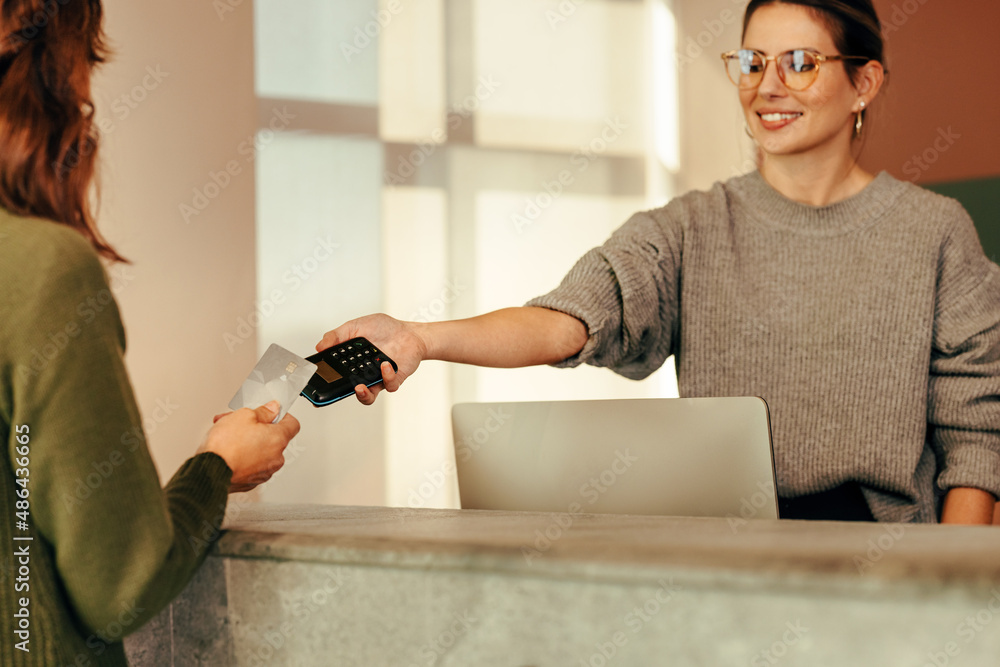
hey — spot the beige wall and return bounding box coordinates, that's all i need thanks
[94,1,258,480]
[673,0,756,193]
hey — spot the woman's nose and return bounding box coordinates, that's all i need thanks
[756,59,787,98]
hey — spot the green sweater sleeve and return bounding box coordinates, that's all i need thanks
[6,228,232,639]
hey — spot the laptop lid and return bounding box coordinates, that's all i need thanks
[451,397,778,520]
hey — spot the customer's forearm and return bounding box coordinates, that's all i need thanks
[941,487,997,525]
[415,307,588,368]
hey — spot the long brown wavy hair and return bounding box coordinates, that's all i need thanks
[0,0,125,262]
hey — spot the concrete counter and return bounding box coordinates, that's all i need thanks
[125,504,1000,666]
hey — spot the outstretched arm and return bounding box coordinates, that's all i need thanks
[421,307,589,367]
[320,208,685,405]
[316,307,589,405]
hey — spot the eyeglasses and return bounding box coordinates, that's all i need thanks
[720,49,870,91]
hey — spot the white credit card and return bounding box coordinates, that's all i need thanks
[228,344,317,423]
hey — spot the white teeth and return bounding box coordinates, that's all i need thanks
[761,113,801,122]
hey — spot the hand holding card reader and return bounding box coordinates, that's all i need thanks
[301,338,398,407]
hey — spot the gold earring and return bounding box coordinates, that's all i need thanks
[855,101,866,137]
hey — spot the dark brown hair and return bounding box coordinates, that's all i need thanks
[0,0,125,262]
[742,0,887,86]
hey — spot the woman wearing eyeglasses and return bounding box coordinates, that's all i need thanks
[321,0,1000,524]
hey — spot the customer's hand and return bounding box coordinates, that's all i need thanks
[199,401,300,493]
[316,313,427,405]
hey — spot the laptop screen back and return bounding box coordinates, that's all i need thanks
[451,397,777,520]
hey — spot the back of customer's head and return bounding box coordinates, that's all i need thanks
[0,0,124,261]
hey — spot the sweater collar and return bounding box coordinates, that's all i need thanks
[729,169,904,235]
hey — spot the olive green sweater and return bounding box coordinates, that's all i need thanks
[528,171,1000,522]
[1,212,232,665]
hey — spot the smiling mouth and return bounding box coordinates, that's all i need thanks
[759,112,803,122]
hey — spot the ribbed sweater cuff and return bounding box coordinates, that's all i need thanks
[169,452,232,497]
[164,452,232,538]
[937,440,1000,498]
[525,294,603,368]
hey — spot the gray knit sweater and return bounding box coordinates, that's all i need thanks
[527,170,1000,523]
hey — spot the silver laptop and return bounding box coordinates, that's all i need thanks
[451,397,778,519]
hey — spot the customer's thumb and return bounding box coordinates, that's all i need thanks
[255,400,281,423]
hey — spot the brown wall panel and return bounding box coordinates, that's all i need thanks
[860,0,1000,184]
